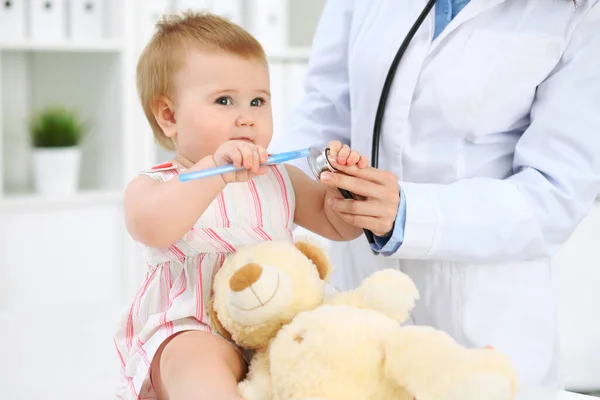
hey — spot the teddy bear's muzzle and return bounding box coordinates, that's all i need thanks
[227,263,293,326]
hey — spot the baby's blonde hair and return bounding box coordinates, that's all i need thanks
[136,11,267,150]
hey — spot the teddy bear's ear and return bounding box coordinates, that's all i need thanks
[294,240,331,281]
[207,298,232,341]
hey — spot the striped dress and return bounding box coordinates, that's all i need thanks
[113,162,295,400]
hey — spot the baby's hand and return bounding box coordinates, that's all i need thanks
[213,140,269,183]
[327,140,369,169]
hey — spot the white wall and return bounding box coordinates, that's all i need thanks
[555,201,600,392]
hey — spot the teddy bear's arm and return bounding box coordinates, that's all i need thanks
[324,269,419,324]
[381,325,518,400]
[238,350,273,400]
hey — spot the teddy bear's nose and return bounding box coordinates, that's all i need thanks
[229,263,263,292]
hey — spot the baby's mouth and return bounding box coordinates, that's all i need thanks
[232,137,253,143]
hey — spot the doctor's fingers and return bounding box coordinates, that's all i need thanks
[320,172,386,199]
[328,197,396,219]
[333,210,395,238]
[330,163,399,187]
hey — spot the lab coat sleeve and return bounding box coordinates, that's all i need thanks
[371,188,407,255]
[387,7,600,262]
[282,0,354,174]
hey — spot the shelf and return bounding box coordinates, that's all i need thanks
[0,40,124,53]
[2,189,123,213]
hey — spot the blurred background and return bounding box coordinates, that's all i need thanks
[0,1,598,399]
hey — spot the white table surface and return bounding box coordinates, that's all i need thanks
[518,387,597,399]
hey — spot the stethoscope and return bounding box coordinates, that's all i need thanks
[179,0,437,247]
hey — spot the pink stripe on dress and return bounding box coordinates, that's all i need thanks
[205,228,236,253]
[195,254,206,321]
[248,179,272,241]
[161,265,174,336]
[168,244,186,262]
[217,192,230,228]
[188,228,223,252]
[126,267,160,349]
[271,165,291,228]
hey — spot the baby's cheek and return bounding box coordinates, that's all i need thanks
[256,126,273,149]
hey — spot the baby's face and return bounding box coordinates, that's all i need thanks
[170,49,273,163]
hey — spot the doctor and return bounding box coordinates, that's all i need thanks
[286,0,600,389]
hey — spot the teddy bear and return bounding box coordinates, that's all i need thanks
[208,239,518,400]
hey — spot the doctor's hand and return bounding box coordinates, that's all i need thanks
[320,163,400,237]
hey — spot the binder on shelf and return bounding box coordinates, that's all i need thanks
[30,0,67,41]
[0,0,27,41]
[247,0,288,52]
[68,0,106,40]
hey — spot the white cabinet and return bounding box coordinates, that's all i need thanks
[0,204,124,399]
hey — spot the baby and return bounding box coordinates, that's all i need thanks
[113,11,369,400]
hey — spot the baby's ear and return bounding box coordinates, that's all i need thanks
[207,298,232,341]
[294,240,331,281]
[150,96,177,138]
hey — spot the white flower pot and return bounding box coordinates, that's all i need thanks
[32,147,81,196]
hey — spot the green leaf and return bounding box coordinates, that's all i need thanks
[28,106,90,148]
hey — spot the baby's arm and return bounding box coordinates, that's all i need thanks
[286,141,368,241]
[124,156,226,248]
[124,140,268,248]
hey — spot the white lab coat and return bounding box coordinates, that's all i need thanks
[284,0,600,389]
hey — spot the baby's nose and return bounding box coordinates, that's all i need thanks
[229,263,263,292]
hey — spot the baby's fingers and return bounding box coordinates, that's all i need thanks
[251,166,268,177]
[229,147,244,168]
[250,147,261,173]
[257,146,268,164]
[346,150,362,166]
[336,144,352,165]
[357,155,370,169]
[327,140,343,155]
[238,145,255,169]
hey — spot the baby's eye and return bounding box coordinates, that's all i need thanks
[216,96,233,106]
[251,98,265,107]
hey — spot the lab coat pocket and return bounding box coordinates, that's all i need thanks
[465,30,563,141]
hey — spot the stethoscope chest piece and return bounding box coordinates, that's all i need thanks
[307,147,337,180]
[306,146,376,247]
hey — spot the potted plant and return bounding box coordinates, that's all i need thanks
[28,106,89,196]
